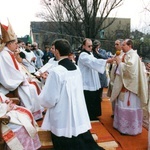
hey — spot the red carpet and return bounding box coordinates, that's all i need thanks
[100,89,148,150]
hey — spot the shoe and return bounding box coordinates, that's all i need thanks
[120,132,129,136]
[111,115,114,118]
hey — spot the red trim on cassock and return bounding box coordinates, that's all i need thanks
[8,52,19,70]
[29,81,41,95]
[3,130,15,142]
[1,24,8,30]
[0,96,2,102]
[15,107,34,125]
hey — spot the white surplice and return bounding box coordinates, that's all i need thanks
[47,57,58,72]
[77,52,107,91]
[0,47,42,120]
[39,65,91,138]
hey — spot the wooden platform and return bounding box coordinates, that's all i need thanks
[91,121,118,150]
[38,121,118,150]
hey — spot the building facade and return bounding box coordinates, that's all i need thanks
[30,17,130,52]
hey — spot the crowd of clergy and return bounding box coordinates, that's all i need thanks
[0,20,150,150]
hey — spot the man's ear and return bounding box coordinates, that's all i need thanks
[55,49,60,60]
[55,49,60,55]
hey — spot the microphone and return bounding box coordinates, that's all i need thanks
[116,50,121,56]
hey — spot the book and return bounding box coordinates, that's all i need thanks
[34,63,52,76]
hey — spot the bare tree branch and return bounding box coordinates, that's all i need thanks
[36,0,124,39]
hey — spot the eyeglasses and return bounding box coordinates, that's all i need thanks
[88,45,92,48]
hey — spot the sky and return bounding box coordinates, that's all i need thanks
[0,0,42,37]
[114,0,150,33]
[0,0,150,37]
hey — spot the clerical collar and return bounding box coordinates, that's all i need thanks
[81,49,91,55]
[58,58,76,71]
[25,49,31,52]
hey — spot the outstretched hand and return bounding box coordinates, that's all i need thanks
[106,57,114,64]
[40,71,49,79]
